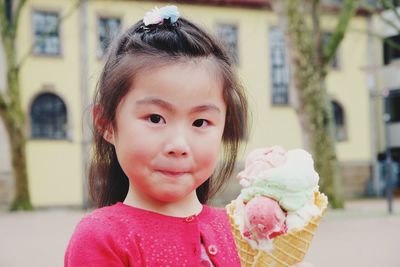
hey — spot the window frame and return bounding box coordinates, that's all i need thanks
[383,34,400,65]
[31,8,63,57]
[385,89,400,123]
[269,25,290,106]
[29,91,69,140]
[331,99,347,142]
[215,22,240,65]
[96,14,123,59]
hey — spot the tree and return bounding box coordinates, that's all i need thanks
[365,1,400,46]
[271,0,361,208]
[0,0,81,211]
[0,0,31,210]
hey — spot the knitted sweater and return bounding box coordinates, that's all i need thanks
[64,203,240,267]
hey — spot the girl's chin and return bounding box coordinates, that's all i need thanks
[152,188,197,203]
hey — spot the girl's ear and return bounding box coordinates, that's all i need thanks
[103,125,115,145]
[93,104,115,145]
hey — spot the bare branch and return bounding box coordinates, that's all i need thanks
[362,1,400,35]
[375,0,400,35]
[381,0,400,23]
[11,0,27,37]
[17,0,82,68]
[311,0,322,68]
[0,2,7,37]
[380,13,400,34]
[286,0,314,68]
[322,0,359,66]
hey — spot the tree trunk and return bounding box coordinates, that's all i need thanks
[302,71,344,208]
[0,0,33,210]
[2,67,32,211]
[9,122,32,211]
[273,0,346,208]
[0,0,79,210]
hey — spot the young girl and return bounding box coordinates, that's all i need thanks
[65,5,247,267]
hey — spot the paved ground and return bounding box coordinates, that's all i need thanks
[0,198,399,267]
[305,198,400,267]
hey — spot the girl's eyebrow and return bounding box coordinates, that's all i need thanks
[136,97,174,112]
[135,97,222,113]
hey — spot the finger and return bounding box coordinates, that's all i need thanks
[292,262,314,267]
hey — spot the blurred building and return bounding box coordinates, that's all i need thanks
[369,7,400,197]
[0,0,393,207]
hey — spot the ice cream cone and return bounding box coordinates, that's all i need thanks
[227,192,328,267]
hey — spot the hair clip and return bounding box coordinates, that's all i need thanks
[143,5,180,26]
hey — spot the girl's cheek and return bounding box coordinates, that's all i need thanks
[198,138,221,163]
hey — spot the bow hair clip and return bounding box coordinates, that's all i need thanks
[143,5,180,26]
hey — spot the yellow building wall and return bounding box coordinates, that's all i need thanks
[17,0,83,206]
[326,17,371,161]
[10,0,372,206]
[26,142,82,206]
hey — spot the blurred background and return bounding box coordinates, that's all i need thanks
[0,0,399,266]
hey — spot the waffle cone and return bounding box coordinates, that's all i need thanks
[227,192,328,267]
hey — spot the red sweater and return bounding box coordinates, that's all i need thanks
[64,203,240,267]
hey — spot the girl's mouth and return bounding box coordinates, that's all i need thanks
[157,170,188,177]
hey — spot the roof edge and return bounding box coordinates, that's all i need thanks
[144,0,372,16]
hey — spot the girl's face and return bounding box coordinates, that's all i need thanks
[105,58,226,208]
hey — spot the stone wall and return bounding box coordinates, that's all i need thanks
[0,171,13,209]
[340,161,371,199]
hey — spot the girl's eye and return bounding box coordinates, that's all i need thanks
[192,119,208,128]
[148,114,165,124]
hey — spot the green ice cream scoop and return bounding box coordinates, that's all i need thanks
[240,149,319,211]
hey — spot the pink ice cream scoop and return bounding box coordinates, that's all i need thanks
[237,146,287,187]
[243,196,287,240]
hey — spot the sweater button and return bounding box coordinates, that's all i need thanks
[208,245,218,255]
[185,215,195,223]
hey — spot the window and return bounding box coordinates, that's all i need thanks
[30,93,67,139]
[98,17,121,57]
[332,100,347,141]
[270,27,289,105]
[216,24,238,64]
[383,34,400,65]
[33,11,60,55]
[322,32,340,69]
[385,89,400,122]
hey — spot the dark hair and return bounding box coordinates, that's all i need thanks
[89,16,248,207]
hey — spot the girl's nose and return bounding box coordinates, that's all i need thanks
[164,131,189,157]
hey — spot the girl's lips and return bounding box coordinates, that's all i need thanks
[157,170,189,177]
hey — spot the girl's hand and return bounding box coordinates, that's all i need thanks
[292,262,314,267]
